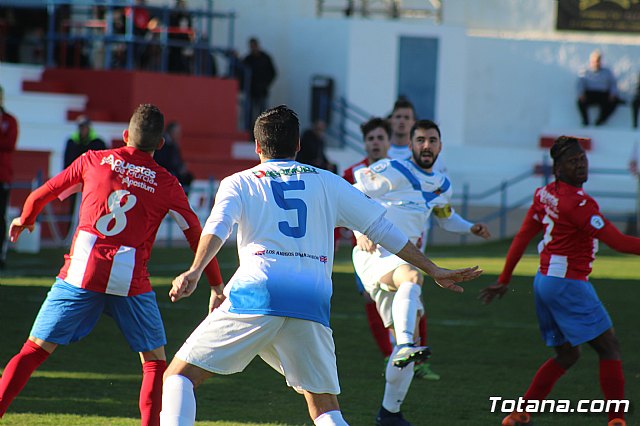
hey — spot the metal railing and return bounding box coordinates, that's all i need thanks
[316,0,442,21]
[0,0,238,76]
[326,96,369,152]
[450,156,638,245]
[328,96,639,244]
[7,161,639,248]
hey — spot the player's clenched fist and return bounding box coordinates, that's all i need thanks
[170,269,201,302]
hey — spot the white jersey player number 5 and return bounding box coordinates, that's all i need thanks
[271,180,307,238]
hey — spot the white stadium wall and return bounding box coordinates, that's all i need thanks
[343,20,467,148]
[464,36,640,149]
[8,1,640,218]
[287,19,350,133]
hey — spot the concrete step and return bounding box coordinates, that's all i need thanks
[67,108,113,122]
[22,79,70,94]
[0,62,43,95]
[186,158,258,181]
[7,92,87,125]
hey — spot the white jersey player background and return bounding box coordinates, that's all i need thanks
[353,158,453,251]
[387,143,448,176]
[203,159,387,326]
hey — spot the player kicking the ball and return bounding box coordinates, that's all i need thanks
[159,106,483,426]
[352,119,489,426]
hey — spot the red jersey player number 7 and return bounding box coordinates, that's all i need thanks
[480,136,639,426]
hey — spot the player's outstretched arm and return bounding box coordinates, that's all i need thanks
[471,223,491,239]
[434,209,491,240]
[9,183,61,243]
[478,283,509,304]
[597,222,640,255]
[394,241,482,293]
[478,205,541,304]
[170,234,224,303]
[9,218,35,242]
[360,214,482,292]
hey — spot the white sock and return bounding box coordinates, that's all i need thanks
[382,347,414,413]
[314,410,349,425]
[160,375,196,426]
[391,282,422,345]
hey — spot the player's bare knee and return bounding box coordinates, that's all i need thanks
[28,336,57,354]
[139,346,166,363]
[555,345,580,368]
[164,360,213,388]
[589,330,621,359]
[303,391,340,419]
[392,265,423,285]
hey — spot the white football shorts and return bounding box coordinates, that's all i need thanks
[175,308,341,395]
[352,246,423,328]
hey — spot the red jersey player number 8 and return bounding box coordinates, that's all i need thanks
[96,190,138,236]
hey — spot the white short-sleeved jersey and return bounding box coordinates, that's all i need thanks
[202,160,387,327]
[353,158,452,247]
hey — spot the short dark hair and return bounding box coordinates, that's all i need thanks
[410,119,441,139]
[254,105,300,159]
[551,136,583,176]
[551,136,581,162]
[361,117,391,139]
[391,98,416,118]
[128,104,165,152]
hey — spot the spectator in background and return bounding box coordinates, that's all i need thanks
[168,0,193,74]
[296,119,337,173]
[154,121,194,194]
[63,116,107,234]
[240,37,277,133]
[341,117,393,364]
[124,0,159,69]
[577,50,620,127]
[64,116,107,168]
[631,72,640,129]
[0,85,19,269]
[0,7,20,63]
[196,35,218,77]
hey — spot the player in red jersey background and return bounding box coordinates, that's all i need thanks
[480,136,640,426]
[0,84,19,269]
[0,104,223,426]
[341,117,395,363]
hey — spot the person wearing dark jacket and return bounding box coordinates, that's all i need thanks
[64,116,107,168]
[0,85,18,269]
[296,119,336,173]
[154,121,193,194]
[240,37,277,132]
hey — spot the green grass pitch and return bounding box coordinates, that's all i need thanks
[0,241,638,425]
